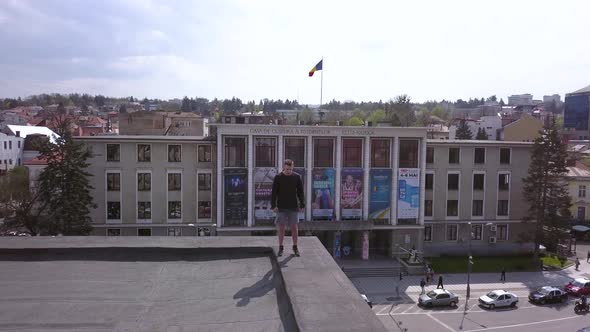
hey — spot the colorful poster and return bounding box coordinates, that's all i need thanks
[334,231,341,258]
[312,168,335,220]
[254,168,278,222]
[369,169,392,220]
[398,168,420,219]
[294,168,306,221]
[224,168,248,225]
[341,168,363,220]
[362,231,369,260]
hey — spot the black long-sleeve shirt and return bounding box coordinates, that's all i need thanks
[271,172,305,210]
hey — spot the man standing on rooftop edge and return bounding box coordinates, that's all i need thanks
[271,159,305,257]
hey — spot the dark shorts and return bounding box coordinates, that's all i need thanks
[275,211,299,226]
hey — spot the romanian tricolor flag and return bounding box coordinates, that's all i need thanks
[309,59,323,77]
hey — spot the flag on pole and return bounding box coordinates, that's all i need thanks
[308,59,323,77]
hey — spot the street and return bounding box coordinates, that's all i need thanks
[352,242,590,331]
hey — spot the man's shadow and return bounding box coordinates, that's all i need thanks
[233,254,294,307]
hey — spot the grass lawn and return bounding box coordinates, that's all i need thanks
[427,255,541,273]
[541,255,574,269]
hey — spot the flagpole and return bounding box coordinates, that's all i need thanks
[320,56,323,110]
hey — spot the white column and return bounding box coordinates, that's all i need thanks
[391,137,399,225]
[247,135,254,227]
[277,135,283,169]
[216,133,223,228]
[419,138,427,226]
[306,137,313,221]
[335,136,342,221]
[363,137,370,221]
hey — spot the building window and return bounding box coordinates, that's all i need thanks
[284,137,306,166]
[472,224,482,240]
[198,145,212,162]
[137,144,151,162]
[107,173,120,191]
[138,173,151,191]
[107,201,121,219]
[426,147,434,164]
[168,173,182,191]
[8,159,12,165]
[578,206,586,220]
[255,137,276,167]
[107,229,121,236]
[472,200,483,216]
[342,138,363,167]
[371,139,390,167]
[448,173,459,190]
[579,185,587,198]
[3,142,5,149]
[497,224,508,240]
[168,227,181,236]
[17,158,20,166]
[424,226,432,242]
[447,200,458,217]
[224,137,246,167]
[498,173,510,191]
[17,141,21,149]
[106,144,120,162]
[314,138,334,167]
[399,139,419,168]
[198,201,212,218]
[138,228,152,236]
[446,224,458,241]
[497,200,509,216]
[138,202,152,219]
[500,148,511,164]
[425,174,434,190]
[168,145,181,162]
[474,148,485,164]
[473,173,484,190]
[448,148,460,164]
[168,201,182,219]
[198,174,211,191]
[8,141,11,149]
[425,200,433,217]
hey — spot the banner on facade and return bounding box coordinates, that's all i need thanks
[312,168,335,220]
[254,168,278,222]
[369,169,392,220]
[398,168,420,219]
[341,168,363,220]
[294,168,306,221]
[224,168,248,225]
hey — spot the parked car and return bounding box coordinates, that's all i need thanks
[361,294,372,308]
[479,290,518,309]
[565,278,590,296]
[418,289,459,308]
[528,286,568,304]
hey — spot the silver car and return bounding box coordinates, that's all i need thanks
[418,289,459,308]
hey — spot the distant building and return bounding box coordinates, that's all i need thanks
[543,94,562,104]
[563,85,590,140]
[508,94,533,106]
[0,132,24,174]
[499,113,543,142]
[566,162,590,221]
[118,111,207,136]
[448,115,501,140]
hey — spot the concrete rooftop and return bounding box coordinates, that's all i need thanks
[0,237,386,332]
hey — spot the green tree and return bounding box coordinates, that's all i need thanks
[366,109,386,124]
[455,119,473,139]
[0,167,47,235]
[522,119,572,259]
[181,96,191,112]
[431,105,449,121]
[37,118,96,235]
[346,116,364,126]
[390,113,402,126]
[119,103,127,113]
[475,127,488,140]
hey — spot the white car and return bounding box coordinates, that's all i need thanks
[479,290,518,309]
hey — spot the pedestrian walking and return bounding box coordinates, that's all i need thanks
[587,250,590,263]
[271,159,305,257]
[437,275,444,289]
[500,267,506,282]
[420,278,426,294]
[426,266,431,283]
[576,257,581,271]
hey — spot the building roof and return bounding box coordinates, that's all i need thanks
[567,162,590,178]
[6,125,59,143]
[75,135,207,141]
[427,139,533,146]
[570,85,590,95]
[23,156,48,166]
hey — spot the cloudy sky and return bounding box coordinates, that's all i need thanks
[1,0,589,103]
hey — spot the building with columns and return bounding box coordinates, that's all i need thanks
[214,124,428,258]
